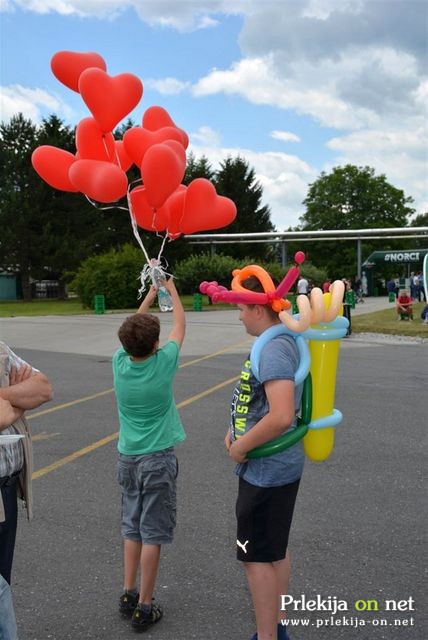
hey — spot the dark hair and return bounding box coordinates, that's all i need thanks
[118,313,160,357]
[242,276,279,320]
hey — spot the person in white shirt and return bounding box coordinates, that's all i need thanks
[297,277,309,295]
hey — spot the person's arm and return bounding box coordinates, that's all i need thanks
[228,379,295,463]
[164,278,186,348]
[0,368,53,410]
[0,397,24,430]
[136,285,158,314]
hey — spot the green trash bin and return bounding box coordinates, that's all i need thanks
[388,292,396,303]
[193,293,203,311]
[345,290,356,309]
[290,295,299,314]
[94,294,105,315]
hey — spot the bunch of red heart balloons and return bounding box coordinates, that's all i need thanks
[31,50,237,240]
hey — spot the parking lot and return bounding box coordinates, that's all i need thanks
[0,308,426,639]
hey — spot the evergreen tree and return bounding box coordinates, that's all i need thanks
[213,156,275,259]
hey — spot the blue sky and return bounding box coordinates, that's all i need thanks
[1,0,427,229]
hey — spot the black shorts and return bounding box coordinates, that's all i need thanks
[236,477,300,562]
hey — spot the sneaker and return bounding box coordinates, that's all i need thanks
[119,590,139,618]
[131,600,163,632]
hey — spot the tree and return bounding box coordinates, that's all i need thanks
[212,156,275,259]
[0,114,138,299]
[297,165,415,276]
[1,114,48,299]
[183,152,215,184]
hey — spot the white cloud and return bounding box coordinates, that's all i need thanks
[0,85,73,123]
[3,0,238,29]
[2,0,125,18]
[190,126,221,147]
[271,130,300,144]
[303,0,365,20]
[327,127,428,214]
[192,56,378,130]
[146,77,190,96]
[188,138,316,229]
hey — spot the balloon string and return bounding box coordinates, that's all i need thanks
[157,234,168,262]
[126,189,151,265]
[83,194,129,212]
[102,134,115,164]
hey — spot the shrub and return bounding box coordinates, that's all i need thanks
[173,252,326,294]
[173,253,243,294]
[71,244,146,309]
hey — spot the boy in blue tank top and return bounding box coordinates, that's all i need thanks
[112,278,185,632]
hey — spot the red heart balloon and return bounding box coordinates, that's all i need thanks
[129,185,169,232]
[143,106,176,130]
[179,178,217,233]
[141,143,186,209]
[31,145,78,192]
[210,195,237,231]
[164,186,187,239]
[114,140,133,172]
[50,51,106,92]
[69,159,128,203]
[75,117,116,162]
[79,69,143,133]
[162,139,186,167]
[179,178,237,233]
[123,126,184,167]
[142,106,189,148]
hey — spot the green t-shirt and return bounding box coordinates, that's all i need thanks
[112,340,186,455]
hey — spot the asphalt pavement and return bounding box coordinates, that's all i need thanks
[0,303,426,640]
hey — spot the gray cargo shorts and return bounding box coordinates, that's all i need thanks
[117,447,178,545]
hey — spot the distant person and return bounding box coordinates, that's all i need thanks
[387,278,397,297]
[112,279,186,632]
[322,278,331,293]
[361,272,368,297]
[297,276,309,295]
[353,276,364,303]
[396,290,413,320]
[420,304,428,324]
[416,271,425,302]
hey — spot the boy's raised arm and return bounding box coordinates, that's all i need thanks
[136,285,158,314]
[164,278,186,348]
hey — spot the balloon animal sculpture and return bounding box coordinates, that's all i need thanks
[200,252,349,461]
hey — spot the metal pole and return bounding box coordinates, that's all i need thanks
[281,242,287,267]
[210,242,216,257]
[357,239,362,278]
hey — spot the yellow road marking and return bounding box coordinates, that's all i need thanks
[32,431,61,442]
[178,340,250,369]
[28,388,114,420]
[32,432,119,480]
[27,339,250,421]
[32,375,238,480]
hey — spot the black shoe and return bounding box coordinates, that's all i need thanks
[119,590,139,618]
[131,600,163,632]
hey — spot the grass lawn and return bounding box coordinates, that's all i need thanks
[0,295,228,317]
[1,298,427,338]
[352,301,427,338]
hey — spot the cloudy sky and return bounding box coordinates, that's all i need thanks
[1,0,427,229]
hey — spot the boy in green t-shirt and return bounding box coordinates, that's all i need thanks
[112,278,186,632]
